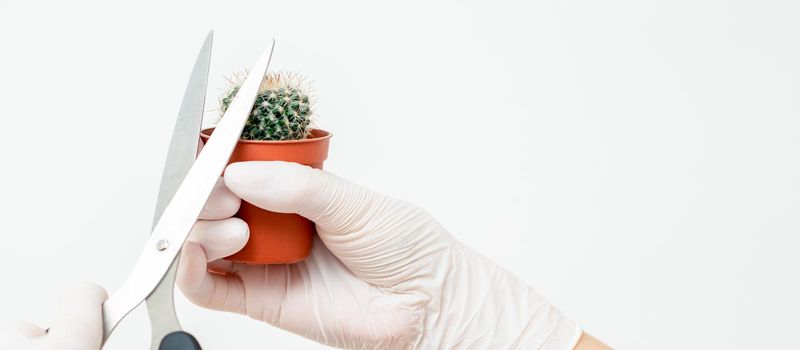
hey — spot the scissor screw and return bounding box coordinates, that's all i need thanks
[156,240,169,251]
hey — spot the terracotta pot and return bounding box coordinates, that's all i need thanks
[200,128,331,264]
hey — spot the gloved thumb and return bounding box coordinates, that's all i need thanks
[223,161,377,235]
[47,282,107,349]
[222,161,455,291]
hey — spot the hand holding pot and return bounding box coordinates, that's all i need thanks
[178,161,583,349]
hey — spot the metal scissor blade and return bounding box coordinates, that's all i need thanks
[145,31,213,350]
[102,38,276,343]
[152,33,212,226]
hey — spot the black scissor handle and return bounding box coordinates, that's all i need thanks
[159,331,201,350]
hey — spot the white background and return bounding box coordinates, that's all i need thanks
[1,0,799,349]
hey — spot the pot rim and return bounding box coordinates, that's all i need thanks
[200,127,331,144]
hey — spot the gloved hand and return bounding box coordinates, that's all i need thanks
[178,161,582,349]
[0,282,107,350]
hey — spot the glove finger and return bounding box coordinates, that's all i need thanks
[188,218,249,261]
[207,259,235,274]
[199,177,241,220]
[0,321,43,350]
[47,282,107,349]
[177,241,246,313]
[0,320,46,338]
[223,161,377,234]
[223,161,452,289]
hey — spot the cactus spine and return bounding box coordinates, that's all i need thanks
[220,72,314,141]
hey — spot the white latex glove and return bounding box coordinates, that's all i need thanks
[0,282,107,350]
[178,161,582,349]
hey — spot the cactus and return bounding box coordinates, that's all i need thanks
[220,72,314,141]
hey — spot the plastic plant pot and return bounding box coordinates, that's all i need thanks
[201,127,331,264]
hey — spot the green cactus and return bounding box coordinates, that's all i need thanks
[220,72,314,141]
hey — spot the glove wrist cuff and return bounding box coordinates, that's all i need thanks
[516,303,582,350]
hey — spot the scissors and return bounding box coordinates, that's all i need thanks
[99,32,276,349]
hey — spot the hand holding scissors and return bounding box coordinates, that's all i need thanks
[1,32,276,350]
